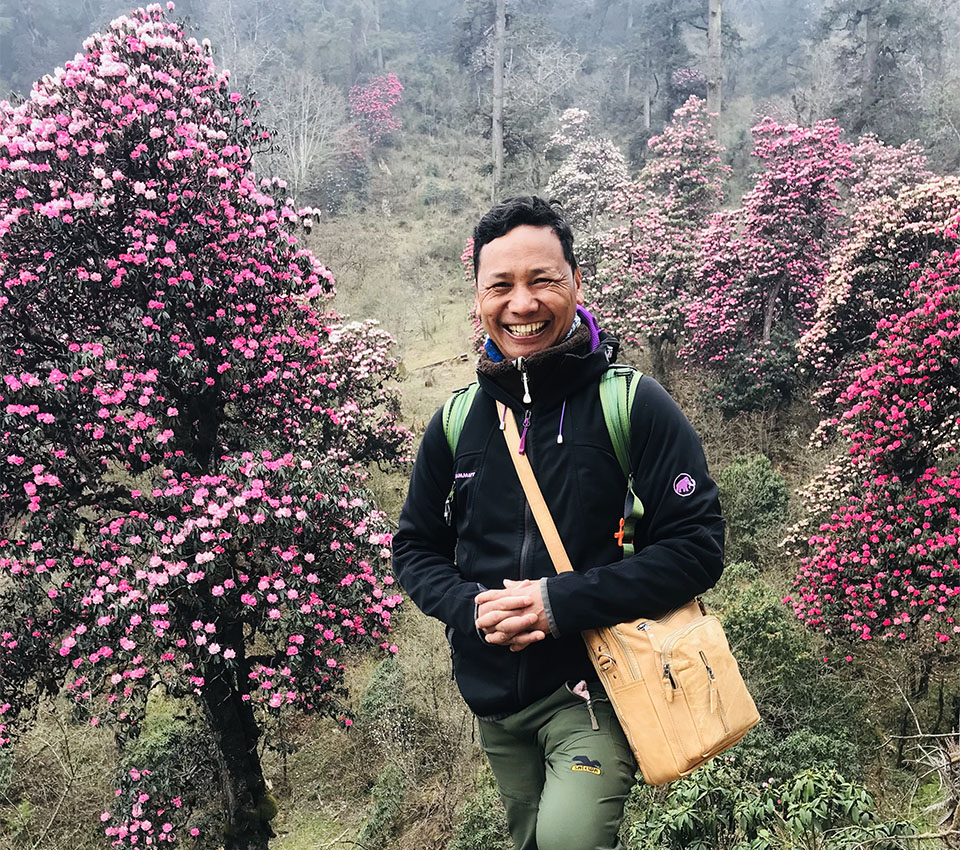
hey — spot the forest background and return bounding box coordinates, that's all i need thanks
[1,0,960,849]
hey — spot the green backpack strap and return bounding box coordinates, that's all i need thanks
[442,382,480,457]
[599,366,640,481]
[599,365,644,557]
[441,382,479,526]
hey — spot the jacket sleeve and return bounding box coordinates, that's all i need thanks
[544,376,724,636]
[392,407,485,639]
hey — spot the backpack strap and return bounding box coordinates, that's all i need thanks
[599,365,640,481]
[442,382,480,457]
[599,365,644,558]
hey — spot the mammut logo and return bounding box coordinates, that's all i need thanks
[455,471,475,480]
[673,473,696,497]
[571,755,602,775]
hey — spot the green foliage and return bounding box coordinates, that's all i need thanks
[706,331,801,417]
[115,714,221,847]
[717,455,789,564]
[0,798,35,846]
[0,747,11,797]
[448,765,511,850]
[706,573,869,779]
[626,762,915,850]
[358,764,407,846]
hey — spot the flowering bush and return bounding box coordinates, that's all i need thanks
[0,5,409,848]
[682,119,852,413]
[544,108,628,232]
[799,177,960,410]
[787,231,960,651]
[843,134,932,212]
[595,97,728,378]
[349,73,403,145]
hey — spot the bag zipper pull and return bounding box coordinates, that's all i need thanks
[516,356,532,404]
[663,664,676,702]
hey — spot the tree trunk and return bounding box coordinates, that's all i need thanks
[624,0,633,96]
[706,0,722,137]
[349,4,362,85]
[201,627,274,850]
[491,0,506,200]
[648,335,669,388]
[642,40,652,131]
[373,0,384,72]
[860,5,879,131]
[762,277,784,345]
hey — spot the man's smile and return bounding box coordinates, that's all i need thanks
[505,320,550,337]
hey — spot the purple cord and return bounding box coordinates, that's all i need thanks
[577,306,601,351]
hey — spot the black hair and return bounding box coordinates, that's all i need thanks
[472,196,577,278]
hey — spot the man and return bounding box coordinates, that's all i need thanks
[392,196,724,850]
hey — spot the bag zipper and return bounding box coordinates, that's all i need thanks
[699,650,730,732]
[608,628,643,680]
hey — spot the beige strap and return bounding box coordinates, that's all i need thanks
[497,401,574,575]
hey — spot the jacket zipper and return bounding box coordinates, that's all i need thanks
[515,419,535,706]
[513,355,533,708]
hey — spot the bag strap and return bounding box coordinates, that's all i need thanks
[442,382,480,456]
[497,400,573,575]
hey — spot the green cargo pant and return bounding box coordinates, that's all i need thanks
[477,682,637,850]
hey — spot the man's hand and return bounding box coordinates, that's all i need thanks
[475,579,550,652]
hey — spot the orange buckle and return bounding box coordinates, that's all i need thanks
[614,517,625,548]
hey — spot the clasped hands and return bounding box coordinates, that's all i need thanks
[475,578,550,652]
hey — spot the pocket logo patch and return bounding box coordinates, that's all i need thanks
[571,755,602,775]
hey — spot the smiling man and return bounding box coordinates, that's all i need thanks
[393,197,725,850]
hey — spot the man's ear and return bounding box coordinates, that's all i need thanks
[574,267,584,305]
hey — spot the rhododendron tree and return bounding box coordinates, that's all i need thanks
[787,231,960,656]
[799,177,960,410]
[843,134,933,212]
[596,96,728,381]
[0,6,409,849]
[544,108,628,232]
[349,73,403,145]
[682,119,852,414]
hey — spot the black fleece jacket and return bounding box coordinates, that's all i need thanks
[392,333,724,718]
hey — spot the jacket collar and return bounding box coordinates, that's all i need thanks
[476,327,620,411]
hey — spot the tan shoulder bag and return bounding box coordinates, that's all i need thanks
[497,401,760,785]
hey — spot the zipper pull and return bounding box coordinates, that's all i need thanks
[663,664,676,702]
[518,409,531,454]
[515,356,532,404]
[586,696,600,731]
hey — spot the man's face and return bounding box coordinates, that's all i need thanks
[474,224,583,361]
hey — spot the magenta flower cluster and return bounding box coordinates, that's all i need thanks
[787,230,960,647]
[0,4,410,845]
[349,73,403,145]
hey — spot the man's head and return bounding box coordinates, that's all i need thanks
[473,196,583,360]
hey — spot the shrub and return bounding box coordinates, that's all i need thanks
[626,761,914,850]
[706,575,869,780]
[717,455,789,563]
[448,765,511,850]
[357,764,407,846]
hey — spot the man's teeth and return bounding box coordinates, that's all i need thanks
[508,321,547,337]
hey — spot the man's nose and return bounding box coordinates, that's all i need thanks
[507,284,538,314]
